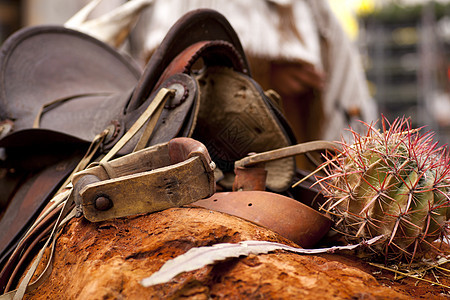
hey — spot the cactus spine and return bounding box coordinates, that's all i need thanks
[319,117,450,262]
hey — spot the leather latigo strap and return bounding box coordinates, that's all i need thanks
[72,138,216,222]
[192,191,333,248]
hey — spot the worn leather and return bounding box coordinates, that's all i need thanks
[0,10,251,272]
[192,66,296,191]
[127,9,250,112]
[0,26,140,144]
[192,191,332,248]
[0,153,82,287]
[72,138,215,222]
[0,9,303,295]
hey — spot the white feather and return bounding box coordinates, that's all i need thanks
[140,236,383,287]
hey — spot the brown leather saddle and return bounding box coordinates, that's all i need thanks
[0,8,301,292]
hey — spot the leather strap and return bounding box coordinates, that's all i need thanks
[234,141,341,168]
[0,126,109,294]
[10,192,76,300]
[0,199,60,293]
[0,156,80,273]
[101,88,175,163]
[0,128,108,296]
[132,88,167,152]
[0,88,177,297]
[192,191,332,248]
[232,141,341,192]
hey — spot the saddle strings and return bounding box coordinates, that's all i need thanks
[99,87,175,163]
[6,87,175,300]
[33,92,113,129]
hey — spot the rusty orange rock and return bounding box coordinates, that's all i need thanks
[25,208,409,299]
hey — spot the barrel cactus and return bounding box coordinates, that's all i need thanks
[318,117,450,262]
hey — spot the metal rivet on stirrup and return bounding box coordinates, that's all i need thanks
[71,137,215,222]
[94,195,113,211]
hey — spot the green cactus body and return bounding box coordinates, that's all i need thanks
[319,117,450,262]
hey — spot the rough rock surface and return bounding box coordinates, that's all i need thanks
[25,207,421,299]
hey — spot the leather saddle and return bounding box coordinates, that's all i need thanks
[0,8,298,289]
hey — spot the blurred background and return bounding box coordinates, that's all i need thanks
[0,0,449,144]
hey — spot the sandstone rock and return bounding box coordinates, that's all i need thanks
[26,207,410,299]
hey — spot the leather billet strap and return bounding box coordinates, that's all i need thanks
[72,138,216,222]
